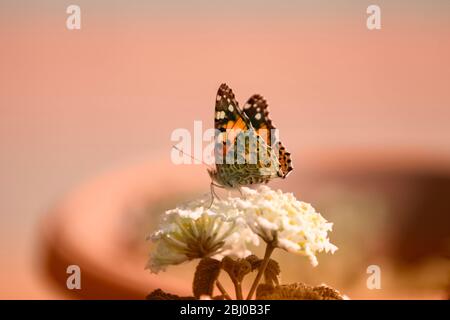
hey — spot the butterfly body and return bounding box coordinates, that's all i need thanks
[209,84,293,192]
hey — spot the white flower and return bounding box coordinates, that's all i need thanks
[147,186,337,272]
[146,196,259,273]
[233,186,337,266]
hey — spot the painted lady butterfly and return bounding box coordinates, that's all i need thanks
[208,84,293,196]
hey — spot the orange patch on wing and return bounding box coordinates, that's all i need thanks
[226,120,235,130]
[226,117,248,145]
[233,118,247,131]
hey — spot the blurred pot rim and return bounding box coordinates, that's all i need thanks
[38,148,450,299]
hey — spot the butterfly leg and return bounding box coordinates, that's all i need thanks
[208,182,223,208]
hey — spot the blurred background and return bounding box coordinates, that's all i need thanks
[0,0,449,299]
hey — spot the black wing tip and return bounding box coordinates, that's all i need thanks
[245,94,266,108]
[219,83,230,91]
[217,83,235,97]
[248,94,265,100]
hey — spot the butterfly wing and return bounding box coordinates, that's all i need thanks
[243,94,293,179]
[243,94,275,142]
[214,84,250,162]
[215,83,249,132]
[276,141,293,178]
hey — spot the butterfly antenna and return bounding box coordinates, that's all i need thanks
[171,145,214,170]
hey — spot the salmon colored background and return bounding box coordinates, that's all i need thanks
[0,1,449,298]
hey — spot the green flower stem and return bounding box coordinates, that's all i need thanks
[233,279,244,300]
[216,280,232,300]
[246,242,275,300]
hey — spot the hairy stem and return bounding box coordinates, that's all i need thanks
[246,243,275,300]
[216,280,232,300]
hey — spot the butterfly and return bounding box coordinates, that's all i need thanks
[208,83,293,197]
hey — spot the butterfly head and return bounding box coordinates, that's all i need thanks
[207,168,217,180]
[207,167,224,186]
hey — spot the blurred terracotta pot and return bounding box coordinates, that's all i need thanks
[40,148,450,299]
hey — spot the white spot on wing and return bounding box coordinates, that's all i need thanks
[228,105,234,112]
[255,113,262,120]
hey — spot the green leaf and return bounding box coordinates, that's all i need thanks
[246,255,280,286]
[192,258,222,299]
[221,256,252,283]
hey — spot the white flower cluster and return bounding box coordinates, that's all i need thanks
[146,196,259,273]
[147,186,337,272]
[233,186,338,266]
